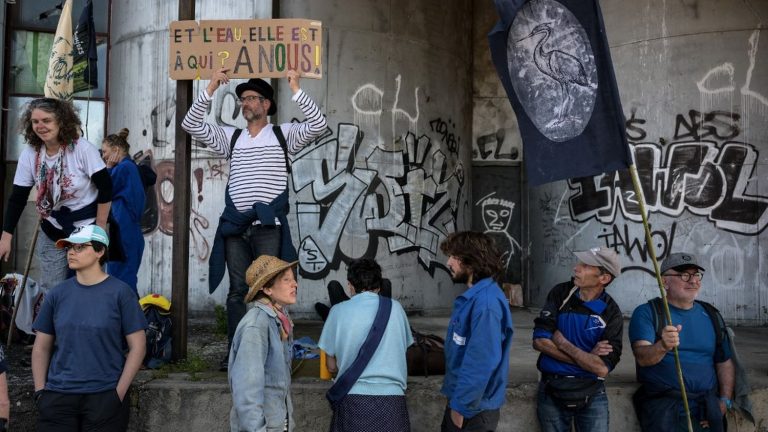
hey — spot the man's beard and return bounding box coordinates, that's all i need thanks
[450,271,470,284]
[242,109,263,122]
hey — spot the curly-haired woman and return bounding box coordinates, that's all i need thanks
[0,98,112,293]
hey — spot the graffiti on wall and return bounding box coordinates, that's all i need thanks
[475,191,521,273]
[137,74,467,276]
[473,127,521,161]
[292,123,465,278]
[136,156,216,262]
[291,75,465,278]
[568,109,768,236]
[596,222,677,274]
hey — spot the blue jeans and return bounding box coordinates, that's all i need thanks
[224,225,281,346]
[537,381,609,432]
[35,228,69,292]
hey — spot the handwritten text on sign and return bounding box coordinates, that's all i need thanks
[169,19,322,80]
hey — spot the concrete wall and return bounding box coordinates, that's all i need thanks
[129,377,768,432]
[278,0,473,316]
[107,0,473,316]
[474,0,768,324]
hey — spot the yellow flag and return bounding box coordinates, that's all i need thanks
[44,0,74,101]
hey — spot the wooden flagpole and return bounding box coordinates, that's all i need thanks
[628,164,693,432]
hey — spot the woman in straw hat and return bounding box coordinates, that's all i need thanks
[228,255,298,432]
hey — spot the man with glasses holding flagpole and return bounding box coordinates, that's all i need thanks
[182,68,327,371]
[630,252,735,432]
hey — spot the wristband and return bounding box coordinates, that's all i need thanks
[719,397,732,410]
[0,417,8,431]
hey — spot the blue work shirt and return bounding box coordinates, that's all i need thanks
[441,277,514,418]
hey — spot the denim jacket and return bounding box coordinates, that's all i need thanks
[229,302,294,432]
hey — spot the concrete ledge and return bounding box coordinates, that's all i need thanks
[128,375,768,431]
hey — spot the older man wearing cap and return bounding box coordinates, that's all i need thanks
[32,225,147,431]
[532,247,623,432]
[182,68,327,370]
[629,252,734,432]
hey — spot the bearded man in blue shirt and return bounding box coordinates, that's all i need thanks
[439,231,514,432]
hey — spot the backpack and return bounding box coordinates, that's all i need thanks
[132,150,158,234]
[141,300,172,369]
[647,297,728,359]
[144,306,172,368]
[406,328,445,377]
[229,125,291,173]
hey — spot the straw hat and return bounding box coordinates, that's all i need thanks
[244,256,298,303]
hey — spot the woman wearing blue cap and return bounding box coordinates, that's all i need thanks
[31,225,147,431]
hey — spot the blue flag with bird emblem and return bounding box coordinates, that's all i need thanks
[488,0,632,186]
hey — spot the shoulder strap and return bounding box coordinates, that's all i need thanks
[648,297,666,342]
[558,286,579,311]
[229,128,243,161]
[230,126,291,173]
[696,300,726,347]
[326,296,392,405]
[272,125,291,174]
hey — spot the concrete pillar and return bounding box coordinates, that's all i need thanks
[107,1,272,311]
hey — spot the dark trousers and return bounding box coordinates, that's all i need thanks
[440,405,500,432]
[224,225,281,347]
[37,389,129,432]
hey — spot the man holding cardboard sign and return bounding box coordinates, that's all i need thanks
[182,68,327,371]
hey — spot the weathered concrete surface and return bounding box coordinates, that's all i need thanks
[102,0,475,318]
[128,310,768,431]
[129,378,768,431]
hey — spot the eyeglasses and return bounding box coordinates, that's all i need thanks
[239,95,265,103]
[664,272,704,282]
[66,243,93,253]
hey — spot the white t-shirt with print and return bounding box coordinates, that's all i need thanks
[14,138,105,229]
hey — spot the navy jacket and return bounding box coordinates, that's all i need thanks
[208,189,297,294]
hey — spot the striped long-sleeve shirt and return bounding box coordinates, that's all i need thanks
[182,88,327,212]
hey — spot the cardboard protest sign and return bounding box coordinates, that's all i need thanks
[169,18,322,80]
